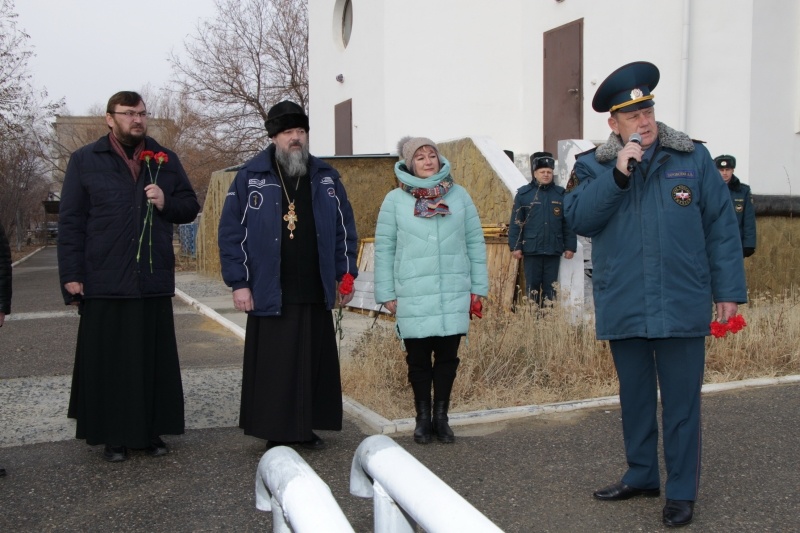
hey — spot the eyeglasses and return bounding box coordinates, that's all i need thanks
[109,111,149,118]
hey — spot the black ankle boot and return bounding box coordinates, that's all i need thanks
[413,400,432,444]
[433,400,455,443]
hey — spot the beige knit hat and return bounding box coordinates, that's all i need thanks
[397,136,440,166]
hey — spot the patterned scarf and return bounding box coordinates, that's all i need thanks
[401,176,454,217]
[108,133,145,181]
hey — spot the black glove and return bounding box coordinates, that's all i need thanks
[743,247,755,258]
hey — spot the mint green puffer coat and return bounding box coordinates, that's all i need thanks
[374,157,489,340]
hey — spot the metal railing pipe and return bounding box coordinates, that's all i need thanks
[255,446,354,533]
[350,435,503,532]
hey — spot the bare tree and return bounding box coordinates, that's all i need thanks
[170,0,308,161]
[0,0,64,248]
[146,87,240,206]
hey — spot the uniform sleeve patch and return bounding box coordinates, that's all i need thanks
[565,169,579,192]
[664,170,696,179]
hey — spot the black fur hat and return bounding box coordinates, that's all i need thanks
[714,154,736,169]
[264,101,309,137]
[531,151,555,170]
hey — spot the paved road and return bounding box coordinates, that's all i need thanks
[1,247,797,532]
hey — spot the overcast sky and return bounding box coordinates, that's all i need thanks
[14,0,218,115]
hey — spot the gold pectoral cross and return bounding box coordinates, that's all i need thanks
[283,201,298,239]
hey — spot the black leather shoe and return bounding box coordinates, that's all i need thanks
[663,499,694,527]
[0,466,6,477]
[103,445,128,462]
[299,432,326,450]
[146,437,169,457]
[593,481,660,500]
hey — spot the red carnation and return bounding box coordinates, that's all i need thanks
[710,314,747,338]
[339,273,354,295]
[727,314,747,333]
[139,150,155,162]
[154,151,169,165]
[710,321,728,338]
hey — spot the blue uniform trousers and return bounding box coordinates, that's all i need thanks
[609,337,705,501]
[522,254,560,305]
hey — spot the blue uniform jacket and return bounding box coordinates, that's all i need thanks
[217,145,358,315]
[564,123,747,340]
[728,176,757,250]
[508,181,576,255]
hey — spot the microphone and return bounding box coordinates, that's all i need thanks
[627,132,642,173]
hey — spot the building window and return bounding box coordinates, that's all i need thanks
[342,0,353,48]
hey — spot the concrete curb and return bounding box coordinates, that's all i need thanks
[173,287,800,435]
[11,246,46,267]
[174,288,245,341]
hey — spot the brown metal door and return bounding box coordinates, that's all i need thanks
[543,19,583,155]
[334,99,353,155]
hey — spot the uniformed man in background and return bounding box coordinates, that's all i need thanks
[714,154,756,257]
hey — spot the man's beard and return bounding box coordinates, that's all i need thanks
[275,141,310,178]
[110,117,146,146]
[117,130,146,146]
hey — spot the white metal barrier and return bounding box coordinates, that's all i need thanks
[255,446,355,533]
[350,435,504,533]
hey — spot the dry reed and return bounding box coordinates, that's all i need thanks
[341,289,800,420]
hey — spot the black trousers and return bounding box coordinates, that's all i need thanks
[404,335,462,403]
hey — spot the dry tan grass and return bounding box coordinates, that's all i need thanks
[341,289,800,420]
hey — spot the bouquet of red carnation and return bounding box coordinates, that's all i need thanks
[339,273,354,295]
[710,314,747,338]
[136,150,169,272]
[334,273,355,352]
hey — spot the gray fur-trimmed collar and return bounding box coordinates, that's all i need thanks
[595,122,695,163]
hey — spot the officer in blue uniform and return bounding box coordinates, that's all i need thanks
[508,152,576,305]
[714,154,756,257]
[564,62,747,528]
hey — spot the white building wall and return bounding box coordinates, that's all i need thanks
[747,0,800,195]
[381,1,525,155]
[686,0,754,178]
[309,0,799,195]
[308,0,387,155]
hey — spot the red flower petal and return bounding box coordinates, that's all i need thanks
[154,151,169,164]
[339,273,355,295]
[710,321,728,338]
[139,150,155,162]
[727,314,747,333]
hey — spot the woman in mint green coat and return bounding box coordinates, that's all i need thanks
[374,136,488,445]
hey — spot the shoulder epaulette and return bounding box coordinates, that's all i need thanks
[574,146,598,160]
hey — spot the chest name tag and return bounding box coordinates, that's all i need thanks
[665,170,696,180]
